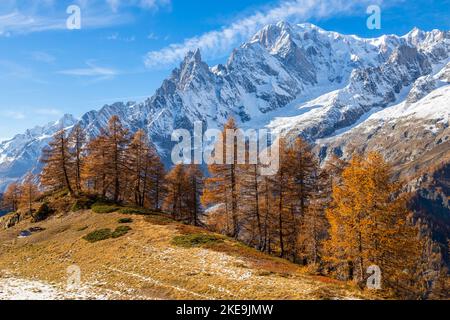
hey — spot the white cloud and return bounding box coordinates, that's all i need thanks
[144,0,388,67]
[58,61,118,81]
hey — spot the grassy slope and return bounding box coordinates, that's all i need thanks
[0,208,375,300]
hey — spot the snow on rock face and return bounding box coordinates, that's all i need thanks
[316,66,450,171]
[372,84,450,122]
[0,22,449,191]
[0,115,77,191]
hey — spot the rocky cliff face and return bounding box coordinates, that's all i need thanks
[0,22,449,193]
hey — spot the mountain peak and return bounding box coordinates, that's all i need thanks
[53,114,77,129]
[183,48,203,64]
[295,22,322,31]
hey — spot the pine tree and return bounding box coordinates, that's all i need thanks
[41,129,74,194]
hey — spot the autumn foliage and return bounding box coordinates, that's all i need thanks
[1,115,447,299]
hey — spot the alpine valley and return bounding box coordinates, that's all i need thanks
[1,21,449,259]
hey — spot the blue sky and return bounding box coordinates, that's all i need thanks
[0,0,449,140]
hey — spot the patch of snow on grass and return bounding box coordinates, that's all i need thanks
[0,275,111,300]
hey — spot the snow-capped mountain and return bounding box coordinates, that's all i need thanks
[0,115,77,190]
[0,22,449,192]
[317,64,450,174]
[316,63,450,168]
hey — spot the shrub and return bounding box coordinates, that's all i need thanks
[32,202,53,222]
[111,226,132,238]
[83,229,112,243]
[34,192,51,203]
[118,207,153,215]
[77,226,89,232]
[172,233,224,248]
[118,218,133,224]
[144,215,173,225]
[71,198,96,212]
[54,189,70,199]
[92,205,120,214]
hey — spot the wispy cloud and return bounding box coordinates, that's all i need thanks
[0,107,63,122]
[106,0,172,12]
[0,11,64,36]
[107,32,136,42]
[34,108,62,116]
[144,0,387,67]
[0,59,50,85]
[0,0,137,36]
[0,11,134,36]
[147,32,159,40]
[3,111,25,120]
[57,61,118,81]
[0,59,32,79]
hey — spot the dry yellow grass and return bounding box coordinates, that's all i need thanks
[0,210,374,300]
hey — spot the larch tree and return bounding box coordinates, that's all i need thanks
[69,124,86,194]
[147,156,166,211]
[270,138,293,258]
[163,164,189,220]
[259,175,275,254]
[20,172,40,215]
[103,116,131,203]
[40,129,74,194]
[202,118,244,238]
[127,129,166,209]
[83,134,109,197]
[239,161,263,249]
[128,129,151,207]
[297,169,330,267]
[325,152,422,291]
[288,138,319,262]
[185,164,204,226]
[1,182,22,212]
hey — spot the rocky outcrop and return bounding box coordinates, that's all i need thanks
[0,212,22,229]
